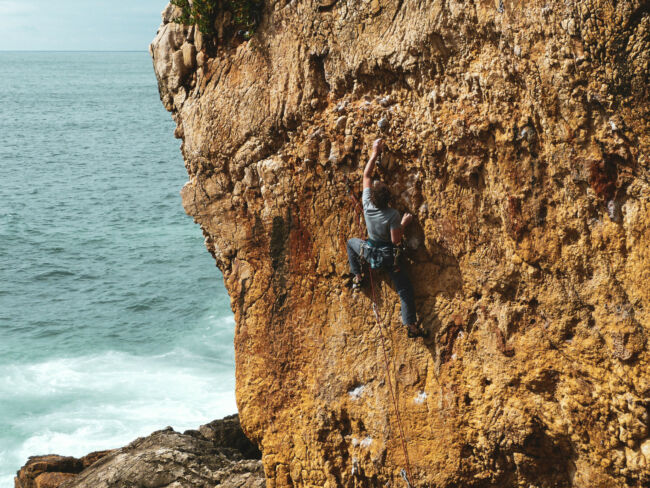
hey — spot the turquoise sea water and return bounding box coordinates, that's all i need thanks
[0,52,236,486]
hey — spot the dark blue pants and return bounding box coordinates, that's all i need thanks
[346,238,417,326]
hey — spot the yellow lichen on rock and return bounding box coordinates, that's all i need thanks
[152,0,649,486]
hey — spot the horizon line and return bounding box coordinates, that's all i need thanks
[0,50,149,53]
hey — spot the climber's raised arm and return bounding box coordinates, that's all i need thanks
[363,138,384,189]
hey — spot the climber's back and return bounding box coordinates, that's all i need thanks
[362,182,401,245]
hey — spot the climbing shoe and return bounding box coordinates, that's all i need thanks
[406,323,428,338]
[351,275,364,291]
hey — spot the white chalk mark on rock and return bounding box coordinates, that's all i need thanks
[348,385,366,400]
[414,391,428,404]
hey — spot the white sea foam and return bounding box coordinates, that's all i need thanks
[0,52,238,487]
[0,347,236,486]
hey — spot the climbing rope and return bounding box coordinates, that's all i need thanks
[369,267,415,487]
[344,176,415,487]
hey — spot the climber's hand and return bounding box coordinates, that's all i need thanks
[372,138,384,156]
[364,138,384,188]
[401,213,413,227]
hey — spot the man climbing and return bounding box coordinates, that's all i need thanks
[347,138,424,338]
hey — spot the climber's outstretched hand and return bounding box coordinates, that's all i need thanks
[401,213,413,227]
[364,138,384,188]
[371,138,384,156]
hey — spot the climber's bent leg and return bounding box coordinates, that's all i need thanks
[388,267,417,325]
[346,238,365,277]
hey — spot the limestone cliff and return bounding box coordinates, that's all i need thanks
[151,1,650,486]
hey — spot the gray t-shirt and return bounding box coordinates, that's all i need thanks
[362,187,401,244]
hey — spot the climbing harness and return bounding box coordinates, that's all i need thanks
[344,176,415,487]
[362,239,395,270]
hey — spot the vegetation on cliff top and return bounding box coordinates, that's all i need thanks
[171,0,262,38]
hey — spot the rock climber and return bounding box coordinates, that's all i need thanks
[346,138,424,338]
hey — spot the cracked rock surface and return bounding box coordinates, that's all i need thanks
[15,415,264,488]
[151,0,649,486]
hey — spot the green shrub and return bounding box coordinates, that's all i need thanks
[226,0,262,29]
[171,0,262,38]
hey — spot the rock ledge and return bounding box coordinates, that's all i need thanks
[15,415,264,488]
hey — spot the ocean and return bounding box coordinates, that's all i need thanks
[0,51,236,486]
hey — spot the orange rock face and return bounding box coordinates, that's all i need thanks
[33,473,76,488]
[151,0,649,486]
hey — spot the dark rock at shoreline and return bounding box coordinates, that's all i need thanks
[15,414,265,488]
[15,451,116,488]
[195,415,262,460]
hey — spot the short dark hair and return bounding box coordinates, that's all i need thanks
[370,181,391,209]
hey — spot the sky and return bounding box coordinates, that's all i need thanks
[0,0,168,50]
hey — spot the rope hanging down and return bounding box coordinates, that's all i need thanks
[369,268,415,487]
[344,177,414,487]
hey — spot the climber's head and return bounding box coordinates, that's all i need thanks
[370,180,391,209]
